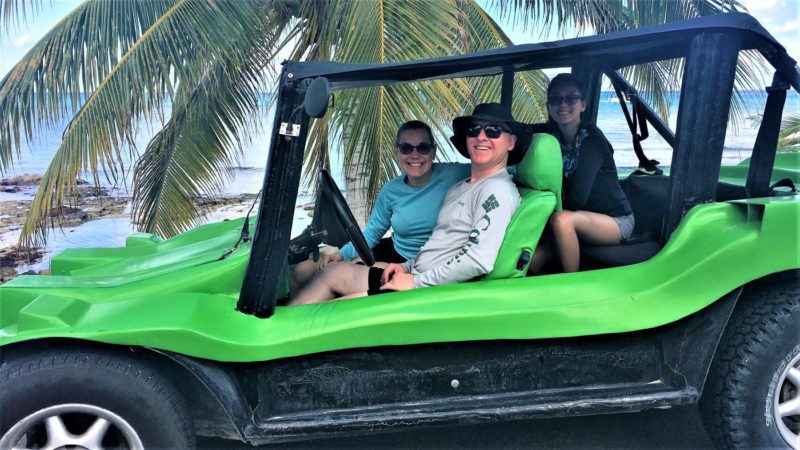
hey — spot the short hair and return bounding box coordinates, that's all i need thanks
[395,120,435,147]
[547,73,583,97]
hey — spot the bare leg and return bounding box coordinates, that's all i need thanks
[338,291,369,299]
[550,210,622,273]
[289,262,371,305]
[290,259,318,294]
[529,243,552,275]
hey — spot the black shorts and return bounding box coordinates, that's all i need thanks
[371,237,406,264]
[367,266,396,296]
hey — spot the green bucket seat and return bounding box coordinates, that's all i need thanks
[484,133,563,279]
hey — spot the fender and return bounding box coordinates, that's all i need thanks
[150,349,251,442]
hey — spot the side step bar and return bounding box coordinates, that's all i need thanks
[248,385,697,444]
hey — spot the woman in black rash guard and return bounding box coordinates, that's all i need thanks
[531,73,634,273]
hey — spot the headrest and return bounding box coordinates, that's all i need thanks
[516,133,563,211]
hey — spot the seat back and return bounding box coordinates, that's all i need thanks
[485,133,562,279]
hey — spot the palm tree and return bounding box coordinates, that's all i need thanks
[1,0,750,247]
[777,114,799,151]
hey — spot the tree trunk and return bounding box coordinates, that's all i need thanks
[342,113,369,228]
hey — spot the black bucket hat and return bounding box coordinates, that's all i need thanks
[449,103,532,165]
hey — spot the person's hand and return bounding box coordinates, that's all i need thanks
[381,272,415,291]
[381,263,407,284]
[317,247,343,269]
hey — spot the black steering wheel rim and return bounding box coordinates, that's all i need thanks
[317,170,376,266]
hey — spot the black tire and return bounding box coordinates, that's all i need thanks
[0,347,195,449]
[700,276,800,449]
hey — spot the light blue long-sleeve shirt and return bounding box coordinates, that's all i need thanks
[340,163,470,261]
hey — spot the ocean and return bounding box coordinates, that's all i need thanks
[2,90,798,271]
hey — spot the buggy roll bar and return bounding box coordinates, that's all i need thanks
[236,13,800,318]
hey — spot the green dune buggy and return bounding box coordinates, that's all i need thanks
[1,12,798,449]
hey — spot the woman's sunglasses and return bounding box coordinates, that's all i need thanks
[397,142,435,155]
[465,123,510,139]
[547,95,583,107]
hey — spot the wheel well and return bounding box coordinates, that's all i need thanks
[0,338,246,442]
[739,269,800,297]
[699,268,799,447]
[700,268,800,394]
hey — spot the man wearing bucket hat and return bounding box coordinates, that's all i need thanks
[290,103,529,304]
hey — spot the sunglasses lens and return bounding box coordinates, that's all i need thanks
[466,123,507,139]
[483,125,503,139]
[466,124,482,137]
[398,144,414,154]
[398,143,434,155]
[548,95,582,106]
[415,143,432,154]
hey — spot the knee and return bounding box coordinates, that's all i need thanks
[291,259,315,280]
[317,261,348,281]
[550,210,575,232]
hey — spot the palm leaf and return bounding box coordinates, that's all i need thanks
[319,0,470,210]
[18,0,267,246]
[0,0,177,170]
[490,0,764,128]
[130,7,285,237]
[457,0,549,124]
[1,0,44,31]
[132,57,277,237]
[779,114,800,151]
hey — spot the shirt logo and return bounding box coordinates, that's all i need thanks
[482,194,499,213]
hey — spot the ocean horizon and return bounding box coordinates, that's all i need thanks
[6,90,798,194]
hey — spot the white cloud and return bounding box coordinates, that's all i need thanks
[771,20,798,33]
[11,34,32,48]
[743,0,778,12]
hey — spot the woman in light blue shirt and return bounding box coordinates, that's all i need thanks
[291,120,469,293]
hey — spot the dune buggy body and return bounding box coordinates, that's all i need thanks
[0,12,798,449]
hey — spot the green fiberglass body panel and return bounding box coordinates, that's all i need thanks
[718,152,800,185]
[0,198,797,363]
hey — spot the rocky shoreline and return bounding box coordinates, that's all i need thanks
[0,175,258,283]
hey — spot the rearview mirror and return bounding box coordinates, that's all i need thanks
[304,77,330,118]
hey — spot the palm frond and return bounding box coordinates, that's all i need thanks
[457,0,549,124]
[618,59,681,120]
[490,0,627,36]
[130,8,284,237]
[132,52,278,237]
[1,0,44,31]
[779,114,800,151]
[312,0,470,209]
[0,0,177,170]
[18,0,267,246]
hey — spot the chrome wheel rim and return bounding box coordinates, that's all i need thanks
[0,403,143,450]
[774,351,800,450]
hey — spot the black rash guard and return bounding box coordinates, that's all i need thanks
[531,122,632,218]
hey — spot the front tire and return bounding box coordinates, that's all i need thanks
[0,347,195,449]
[701,277,800,449]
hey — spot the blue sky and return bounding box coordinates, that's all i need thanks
[2,0,798,80]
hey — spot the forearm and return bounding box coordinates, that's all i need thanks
[413,252,488,287]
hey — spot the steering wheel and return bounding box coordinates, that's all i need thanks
[313,170,376,266]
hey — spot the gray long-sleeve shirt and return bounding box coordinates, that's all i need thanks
[402,168,521,288]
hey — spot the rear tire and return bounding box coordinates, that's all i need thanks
[701,277,800,449]
[0,347,195,449]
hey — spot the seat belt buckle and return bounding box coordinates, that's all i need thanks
[516,250,532,271]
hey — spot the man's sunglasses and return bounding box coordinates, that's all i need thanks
[397,142,435,155]
[465,123,511,139]
[547,95,583,107]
